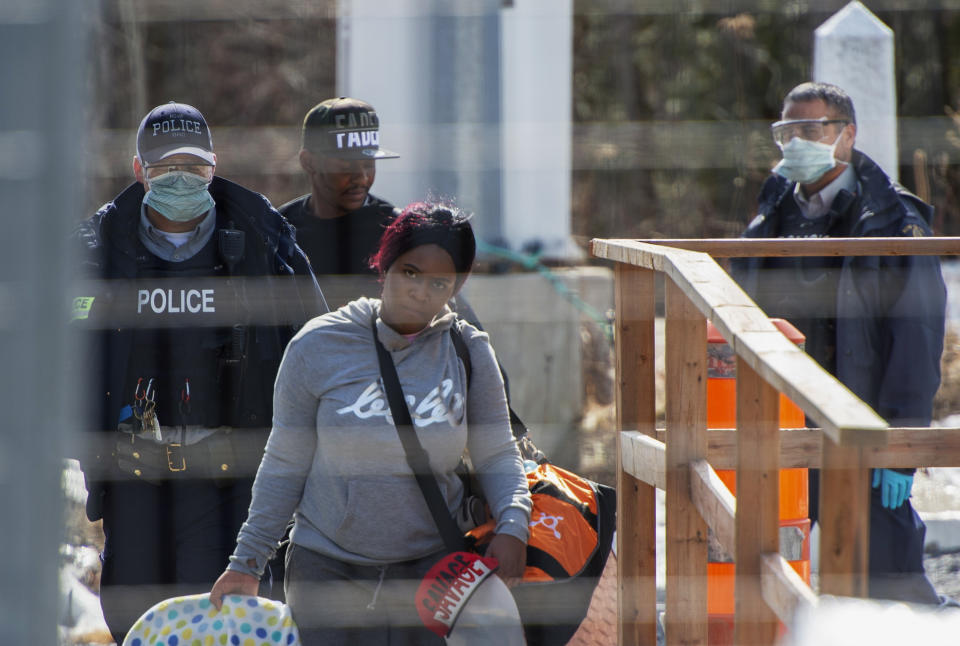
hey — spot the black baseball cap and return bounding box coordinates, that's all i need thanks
[301,97,399,160]
[136,102,215,165]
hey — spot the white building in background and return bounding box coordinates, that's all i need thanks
[337,0,578,259]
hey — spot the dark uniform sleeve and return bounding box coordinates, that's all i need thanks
[871,215,946,428]
[69,211,112,520]
[274,215,329,320]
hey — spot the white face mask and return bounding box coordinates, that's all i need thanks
[144,171,214,222]
[772,136,842,184]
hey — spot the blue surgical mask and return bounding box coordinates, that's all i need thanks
[772,137,841,184]
[143,171,215,222]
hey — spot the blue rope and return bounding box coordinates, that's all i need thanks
[476,240,614,343]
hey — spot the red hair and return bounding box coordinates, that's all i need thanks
[368,202,476,286]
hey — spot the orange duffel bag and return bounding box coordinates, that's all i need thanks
[466,461,616,646]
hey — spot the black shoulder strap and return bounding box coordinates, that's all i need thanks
[372,318,466,553]
[450,317,533,445]
[449,321,472,386]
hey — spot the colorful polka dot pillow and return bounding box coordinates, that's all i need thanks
[121,593,299,646]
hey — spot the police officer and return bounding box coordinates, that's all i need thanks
[277,97,400,308]
[733,82,948,604]
[73,102,322,642]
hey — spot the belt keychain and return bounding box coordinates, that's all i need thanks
[133,377,162,442]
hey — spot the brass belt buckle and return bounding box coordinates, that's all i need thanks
[166,443,186,472]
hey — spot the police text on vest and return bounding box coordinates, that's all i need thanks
[138,288,215,314]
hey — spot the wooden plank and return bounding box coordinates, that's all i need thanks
[690,459,736,558]
[731,329,801,358]
[620,424,960,476]
[591,237,960,264]
[676,276,759,333]
[710,305,782,347]
[659,255,732,310]
[622,425,960,476]
[862,428,960,467]
[656,429,820,469]
[624,237,960,257]
[621,432,666,490]
[668,260,887,444]
[662,253,754,311]
[734,359,781,646]
[818,439,870,597]
[660,254,839,439]
[615,264,658,646]
[736,349,888,445]
[592,239,889,444]
[591,239,666,273]
[760,553,818,625]
[615,265,658,440]
[664,280,708,646]
[666,428,960,469]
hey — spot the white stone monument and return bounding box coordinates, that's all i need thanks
[813,1,898,180]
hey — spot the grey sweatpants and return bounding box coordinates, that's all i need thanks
[284,542,447,646]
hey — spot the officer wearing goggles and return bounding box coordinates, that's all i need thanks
[770,117,851,146]
[733,82,949,606]
[769,108,855,194]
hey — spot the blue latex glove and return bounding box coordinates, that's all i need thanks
[872,468,913,509]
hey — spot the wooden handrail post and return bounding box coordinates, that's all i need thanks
[590,238,898,640]
[615,263,658,646]
[734,360,781,646]
[664,278,708,645]
[819,439,870,597]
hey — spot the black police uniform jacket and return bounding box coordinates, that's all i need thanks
[73,177,323,521]
[733,149,946,428]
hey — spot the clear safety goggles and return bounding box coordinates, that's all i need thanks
[144,162,214,180]
[770,118,849,146]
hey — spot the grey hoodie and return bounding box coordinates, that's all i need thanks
[229,297,532,573]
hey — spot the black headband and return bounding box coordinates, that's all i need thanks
[396,228,476,279]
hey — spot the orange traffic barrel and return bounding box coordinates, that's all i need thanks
[705,319,811,644]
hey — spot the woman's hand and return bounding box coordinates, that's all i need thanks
[209,569,260,610]
[485,533,526,588]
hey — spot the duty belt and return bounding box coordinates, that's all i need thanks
[114,431,266,484]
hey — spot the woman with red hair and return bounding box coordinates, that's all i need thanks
[210,202,532,645]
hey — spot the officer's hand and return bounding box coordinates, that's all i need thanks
[210,569,260,610]
[485,533,526,588]
[872,468,914,509]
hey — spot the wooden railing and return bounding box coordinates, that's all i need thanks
[591,237,960,646]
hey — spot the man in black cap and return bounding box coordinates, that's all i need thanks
[278,96,401,307]
[72,101,322,642]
